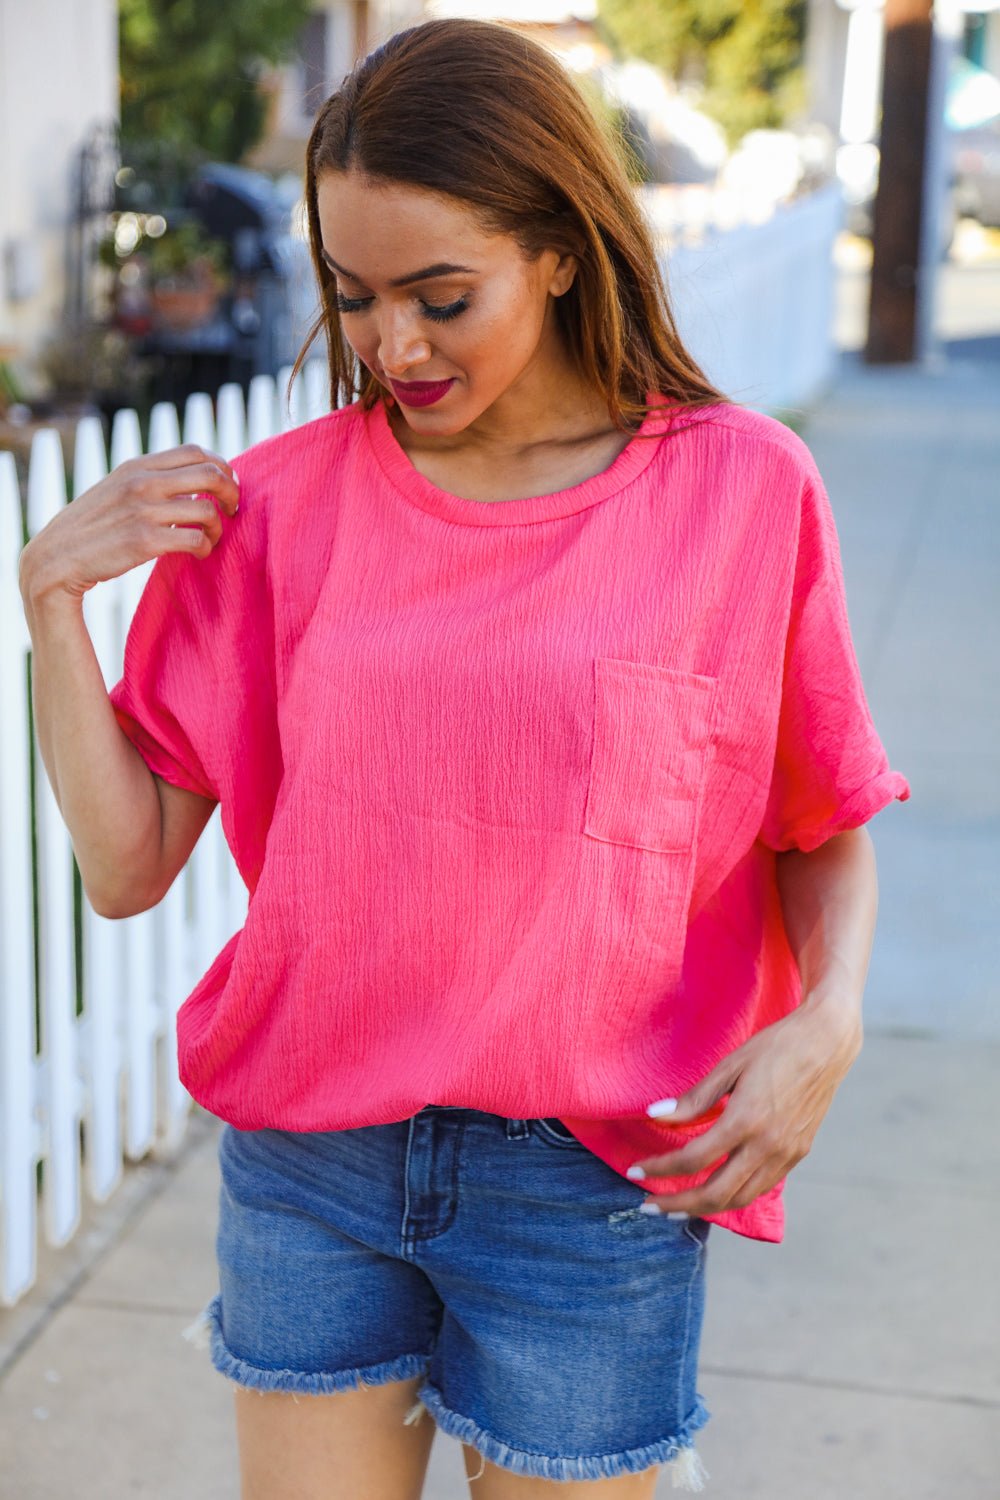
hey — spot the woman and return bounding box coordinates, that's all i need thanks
[19,18,909,1499]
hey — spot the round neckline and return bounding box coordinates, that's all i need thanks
[362,389,678,526]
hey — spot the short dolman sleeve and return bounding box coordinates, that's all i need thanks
[757,455,910,852]
[106,470,278,861]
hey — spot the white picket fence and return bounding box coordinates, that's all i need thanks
[0,360,330,1309]
[662,179,844,414]
[0,185,844,1311]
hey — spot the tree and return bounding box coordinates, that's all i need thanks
[595,0,809,147]
[119,0,314,163]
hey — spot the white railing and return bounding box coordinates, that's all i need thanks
[0,186,844,1310]
[0,360,329,1309]
[661,179,845,414]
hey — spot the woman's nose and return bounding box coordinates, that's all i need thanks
[377,313,431,377]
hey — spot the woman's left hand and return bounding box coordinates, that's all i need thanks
[628,997,864,1217]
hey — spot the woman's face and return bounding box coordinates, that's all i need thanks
[314,168,580,433]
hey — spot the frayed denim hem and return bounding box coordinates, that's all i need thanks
[413,1379,711,1489]
[180,1294,431,1397]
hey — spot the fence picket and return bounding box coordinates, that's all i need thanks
[123,398,190,1161]
[157,872,192,1153]
[247,373,278,443]
[145,402,178,459]
[26,430,82,1250]
[76,417,127,1204]
[0,452,38,1306]
[183,392,216,451]
[109,405,143,470]
[121,888,155,1161]
[216,382,248,462]
[303,358,329,425]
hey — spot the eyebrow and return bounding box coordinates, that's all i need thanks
[320,249,477,287]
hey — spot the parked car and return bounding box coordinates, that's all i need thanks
[838,136,961,255]
[952,114,1000,226]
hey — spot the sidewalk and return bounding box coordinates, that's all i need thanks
[1,346,998,1499]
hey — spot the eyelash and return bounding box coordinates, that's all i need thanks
[333,292,469,323]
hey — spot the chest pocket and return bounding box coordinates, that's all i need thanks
[583,658,719,854]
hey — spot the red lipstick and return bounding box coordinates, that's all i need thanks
[389,378,455,408]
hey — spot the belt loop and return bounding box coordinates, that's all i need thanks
[505,1118,531,1139]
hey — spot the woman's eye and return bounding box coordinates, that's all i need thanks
[333,292,371,315]
[420,298,468,323]
[333,292,469,324]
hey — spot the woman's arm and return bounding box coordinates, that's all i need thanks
[626,827,878,1215]
[18,445,238,918]
[775,824,877,1036]
[20,582,218,918]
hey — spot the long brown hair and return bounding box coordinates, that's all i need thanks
[289,16,734,434]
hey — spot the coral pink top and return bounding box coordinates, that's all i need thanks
[108,393,910,1242]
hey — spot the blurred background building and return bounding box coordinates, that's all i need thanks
[0,0,119,410]
[245,0,426,175]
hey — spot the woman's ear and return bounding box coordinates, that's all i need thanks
[548,251,579,298]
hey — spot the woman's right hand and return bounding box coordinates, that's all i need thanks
[18,443,242,606]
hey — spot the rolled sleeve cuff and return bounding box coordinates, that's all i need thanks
[113,704,218,803]
[768,770,911,853]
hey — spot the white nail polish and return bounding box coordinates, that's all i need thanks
[667,1212,690,1221]
[625,1164,646,1180]
[637,1201,661,1216]
[647,1098,678,1118]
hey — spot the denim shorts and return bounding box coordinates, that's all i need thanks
[182,1106,712,1488]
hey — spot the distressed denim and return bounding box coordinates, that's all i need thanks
[183,1106,712,1488]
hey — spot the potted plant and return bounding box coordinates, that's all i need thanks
[99,218,232,333]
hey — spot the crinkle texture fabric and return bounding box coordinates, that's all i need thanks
[108,392,910,1242]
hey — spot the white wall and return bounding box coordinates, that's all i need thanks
[0,0,118,380]
[251,0,428,176]
[804,0,852,136]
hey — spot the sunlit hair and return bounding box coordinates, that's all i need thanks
[290,16,734,433]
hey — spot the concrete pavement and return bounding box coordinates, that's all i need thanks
[1,337,998,1496]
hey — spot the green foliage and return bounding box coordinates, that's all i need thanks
[119,0,315,161]
[0,358,28,412]
[98,218,230,282]
[595,0,808,148]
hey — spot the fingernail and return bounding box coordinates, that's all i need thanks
[234,502,239,513]
[637,1201,661,1216]
[647,1098,678,1118]
[667,1212,690,1221]
[626,1164,646,1180]
[233,470,240,486]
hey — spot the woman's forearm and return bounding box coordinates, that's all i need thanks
[20,578,165,919]
[774,826,879,1030]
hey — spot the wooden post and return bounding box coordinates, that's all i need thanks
[864,0,934,363]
